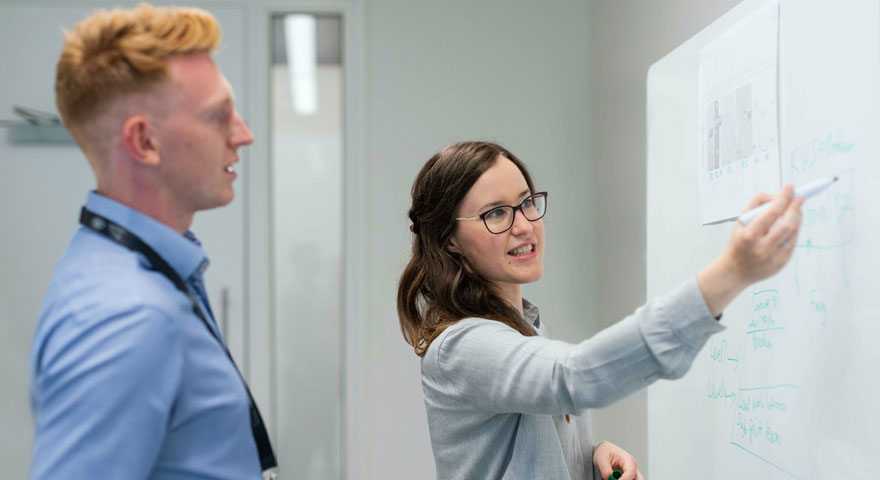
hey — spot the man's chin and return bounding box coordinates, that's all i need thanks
[198,193,235,212]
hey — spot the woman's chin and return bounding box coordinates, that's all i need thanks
[517,268,544,284]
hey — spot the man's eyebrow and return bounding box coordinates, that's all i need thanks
[201,96,233,117]
[477,189,531,212]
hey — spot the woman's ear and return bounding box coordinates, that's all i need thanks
[446,236,461,254]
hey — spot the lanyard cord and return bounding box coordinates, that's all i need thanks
[79,207,278,472]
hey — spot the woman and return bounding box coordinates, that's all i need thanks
[397,141,802,480]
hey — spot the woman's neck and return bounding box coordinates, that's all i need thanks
[496,283,524,316]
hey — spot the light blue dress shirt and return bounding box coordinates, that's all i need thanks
[29,192,262,480]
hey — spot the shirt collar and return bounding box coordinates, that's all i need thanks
[85,191,209,281]
[522,298,541,330]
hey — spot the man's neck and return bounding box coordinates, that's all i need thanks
[96,187,193,234]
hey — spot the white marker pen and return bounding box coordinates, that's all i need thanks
[738,176,839,225]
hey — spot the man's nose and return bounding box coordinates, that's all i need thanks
[231,111,254,147]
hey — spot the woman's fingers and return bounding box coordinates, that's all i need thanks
[724,188,803,286]
[619,462,638,480]
[741,191,774,213]
[615,452,639,480]
[747,184,794,236]
[593,443,613,478]
[763,196,803,248]
[593,441,639,480]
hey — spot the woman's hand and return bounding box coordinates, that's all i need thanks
[697,185,804,317]
[593,441,644,480]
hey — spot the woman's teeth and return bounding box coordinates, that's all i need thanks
[225,166,235,173]
[509,245,533,256]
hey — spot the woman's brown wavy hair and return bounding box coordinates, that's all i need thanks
[397,141,538,357]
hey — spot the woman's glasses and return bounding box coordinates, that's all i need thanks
[456,192,548,234]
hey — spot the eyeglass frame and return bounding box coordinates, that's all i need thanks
[455,191,548,234]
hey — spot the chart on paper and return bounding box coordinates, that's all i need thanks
[699,0,780,224]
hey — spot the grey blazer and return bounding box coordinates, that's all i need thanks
[420,278,724,479]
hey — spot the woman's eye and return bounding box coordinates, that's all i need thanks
[521,199,533,208]
[486,208,506,219]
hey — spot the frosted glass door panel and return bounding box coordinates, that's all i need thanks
[270,14,342,479]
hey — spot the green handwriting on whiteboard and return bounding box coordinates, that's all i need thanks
[730,385,803,480]
[789,132,855,176]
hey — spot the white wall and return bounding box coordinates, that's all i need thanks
[0,10,88,480]
[587,0,744,472]
[0,0,755,478]
[0,3,247,479]
[358,0,595,477]
[1,1,595,478]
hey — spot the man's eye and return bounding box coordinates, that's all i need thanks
[213,109,231,123]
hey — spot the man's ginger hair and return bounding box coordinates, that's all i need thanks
[55,3,220,134]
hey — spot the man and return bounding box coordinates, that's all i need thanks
[29,4,274,479]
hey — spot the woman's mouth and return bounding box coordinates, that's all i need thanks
[508,244,534,257]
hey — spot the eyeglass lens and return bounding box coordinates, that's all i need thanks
[483,194,546,233]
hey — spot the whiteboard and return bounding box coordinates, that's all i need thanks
[646,0,880,479]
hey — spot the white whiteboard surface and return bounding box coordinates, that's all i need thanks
[646,0,880,479]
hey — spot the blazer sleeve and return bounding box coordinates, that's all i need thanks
[425,277,725,415]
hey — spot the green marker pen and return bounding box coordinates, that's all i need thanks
[607,470,623,480]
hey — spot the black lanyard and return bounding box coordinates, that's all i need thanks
[80,207,278,474]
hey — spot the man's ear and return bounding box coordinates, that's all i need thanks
[121,115,159,167]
